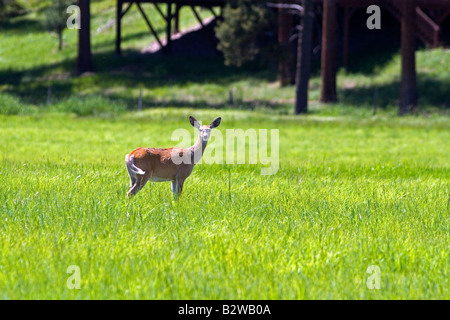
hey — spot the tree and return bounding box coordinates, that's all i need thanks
[215,0,275,67]
[277,1,295,86]
[44,0,73,51]
[399,0,417,115]
[76,0,93,75]
[320,0,337,103]
[294,0,314,114]
[0,0,23,18]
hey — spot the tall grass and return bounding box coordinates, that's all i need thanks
[0,1,449,300]
[0,108,448,299]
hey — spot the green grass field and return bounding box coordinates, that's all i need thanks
[1,1,450,300]
[0,109,449,299]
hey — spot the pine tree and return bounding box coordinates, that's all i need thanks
[44,0,73,51]
[215,0,274,67]
[0,0,23,18]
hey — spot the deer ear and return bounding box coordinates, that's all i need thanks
[190,116,200,128]
[210,117,221,129]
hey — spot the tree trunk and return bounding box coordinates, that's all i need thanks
[77,0,93,75]
[277,0,295,86]
[399,0,417,115]
[320,0,337,103]
[164,2,172,54]
[294,0,314,114]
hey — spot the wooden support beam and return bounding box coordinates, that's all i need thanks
[165,2,173,54]
[189,5,218,50]
[436,9,450,24]
[153,2,175,50]
[174,4,181,34]
[320,0,338,103]
[116,0,226,56]
[116,1,136,55]
[153,3,167,20]
[121,1,134,17]
[277,0,295,86]
[208,7,218,19]
[190,6,205,28]
[295,0,314,114]
[136,2,165,50]
[399,0,417,115]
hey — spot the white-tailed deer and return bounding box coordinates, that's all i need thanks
[125,116,222,198]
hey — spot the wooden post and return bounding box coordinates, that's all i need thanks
[165,2,173,54]
[399,0,417,115]
[174,3,181,34]
[320,0,337,103]
[47,86,52,105]
[191,6,205,28]
[277,0,295,86]
[116,0,122,55]
[137,2,164,50]
[77,0,93,75]
[294,0,314,114]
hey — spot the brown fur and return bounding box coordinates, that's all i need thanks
[125,116,221,198]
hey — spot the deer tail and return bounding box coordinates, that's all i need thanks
[125,154,145,175]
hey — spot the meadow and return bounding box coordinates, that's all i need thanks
[0,108,449,299]
[0,0,449,300]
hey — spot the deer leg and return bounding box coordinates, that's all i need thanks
[172,178,185,199]
[177,179,184,196]
[127,184,139,197]
[126,161,139,198]
[171,180,179,198]
[128,173,137,189]
[127,180,142,197]
[127,175,148,198]
[127,179,138,197]
[126,163,137,187]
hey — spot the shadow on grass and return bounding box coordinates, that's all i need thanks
[0,15,277,106]
[340,73,450,110]
[2,52,450,112]
[0,46,277,106]
[0,17,44,34]
[105,94,292,113]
